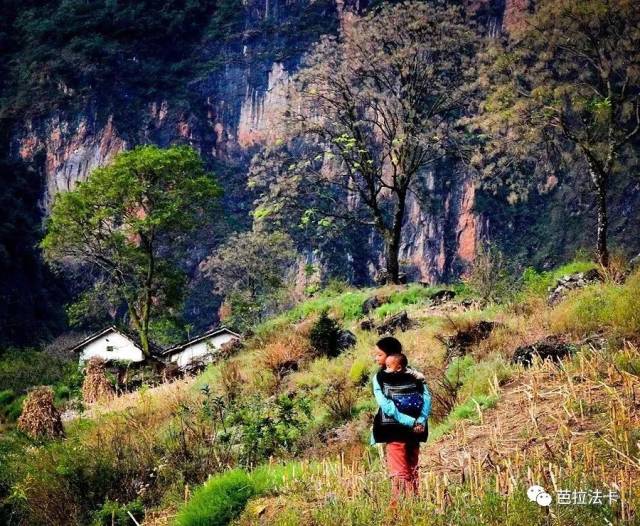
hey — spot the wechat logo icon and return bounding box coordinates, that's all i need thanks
[528,485,552,507]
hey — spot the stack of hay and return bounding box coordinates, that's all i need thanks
[82,357,115,403]
[17,386,65,439]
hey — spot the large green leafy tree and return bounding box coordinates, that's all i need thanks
[249,0,478,284]
[42,145,221,357]
[476,0,640,267]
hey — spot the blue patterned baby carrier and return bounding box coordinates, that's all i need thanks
[381,381,424,423]
[373,370,428,443]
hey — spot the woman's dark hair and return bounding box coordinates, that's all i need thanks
[376,336,402,356]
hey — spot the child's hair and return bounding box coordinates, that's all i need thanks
[376,336,402,355]
[386,353,408,368]
[398,353,408,368]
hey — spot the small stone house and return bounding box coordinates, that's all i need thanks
[161,327,240,368]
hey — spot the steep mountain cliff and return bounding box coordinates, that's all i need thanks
[1,0,639,344]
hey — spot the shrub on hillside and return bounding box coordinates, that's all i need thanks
[175,464,306,526]
[92,498,144,526]
[6,428,150,525]
[228,394,312,467]
[175,462,321,526]
[349,358,372,386]
[613,342,640,376]
[261,332,312,380]
[465,243,512,305]
[176,469,256,526]
[0,390,17,423]
[219,360,245,403]
[10,394,190,525]
[309,309,342,358]
[424,363,464,422]
[321,373,357,422]
[0,348,78,395]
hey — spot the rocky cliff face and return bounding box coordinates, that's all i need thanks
[10,0,517,289]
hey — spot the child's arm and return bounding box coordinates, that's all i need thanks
[415,382,432,426]
[372,374,418,427]
[406,366,425,382]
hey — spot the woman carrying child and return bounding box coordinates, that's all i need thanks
[371,336,431,500]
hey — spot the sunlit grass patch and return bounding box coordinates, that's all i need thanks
[550,270,640,340]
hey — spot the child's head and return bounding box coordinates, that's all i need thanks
[374,336,403,367]
[385,353,407,373]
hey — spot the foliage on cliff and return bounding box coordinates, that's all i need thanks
[0,0,218,119]
[0,0,339,122]
[473,0,640,267]
[250,0,478,284]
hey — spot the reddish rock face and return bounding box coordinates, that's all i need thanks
[12,0,523,281]
[456,180,478,264]
[17,115,126,211]
[237,62,289,148]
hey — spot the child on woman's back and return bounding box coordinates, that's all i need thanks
[371,337,431,500]
[383,353,426,434]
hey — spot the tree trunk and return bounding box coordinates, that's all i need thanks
[138,327,151,358]
[386,236,401,284]
[128,306,151,358]
[385,190,407,284]
[595,180,609,268]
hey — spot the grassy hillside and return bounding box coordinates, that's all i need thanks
[1,261,639,525]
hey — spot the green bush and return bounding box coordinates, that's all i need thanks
[614,351,640,377]
[445,355,475,388]
[349,358,372,386]
[3,396,24,422]
[372,285,435,319]
[92,498,144,526]
[176,469,255,526]
[0,390,15,407]
[521,259,597,298]
[0,433,29,524]
[387,285,434,306]
[458,354,513,400]
[0,389,24,423]
[176,463,320,526]
[309,310,343,358]
[227,394,312,467]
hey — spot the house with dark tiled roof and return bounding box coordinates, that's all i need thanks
[69,325,240,369]
[161,327,240,368]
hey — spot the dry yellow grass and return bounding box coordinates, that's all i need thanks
[84,376,196,420]
[418,348,640,521]
[234,343,640,524]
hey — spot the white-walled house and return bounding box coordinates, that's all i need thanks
[70,325,240,369]
[162,327,240,368]
[70,326,146,365]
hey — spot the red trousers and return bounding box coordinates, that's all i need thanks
[386,441,420,498]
